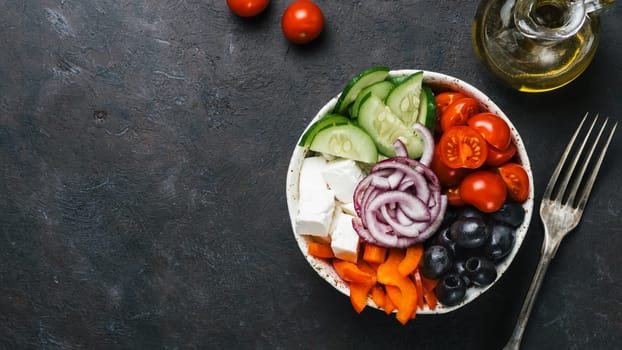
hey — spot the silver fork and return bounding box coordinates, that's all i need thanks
[503,113,617,350]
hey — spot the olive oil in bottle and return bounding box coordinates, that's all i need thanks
[472,0,611,93]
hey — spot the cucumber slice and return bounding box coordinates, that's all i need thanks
[357,93,424,158]
[333,67,390,115]
[309,124,378,164]
[385,71,424,128]
[417,85,437,133]
[351,80,394,119]
[298,114,351,147]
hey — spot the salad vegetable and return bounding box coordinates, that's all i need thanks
[467,112,512,151]
[308,123,378,164]
[439,126,488,169]
[362,243,387,264]
[439,97,480,132]
[384,71,424,128]
[459,171,507,213]
[281,0,324,44]
[227,0,269,17]
[497,163,530,202]
[307,241,335,259]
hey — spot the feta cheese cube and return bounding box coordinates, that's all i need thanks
[298,156,329,201]
[322,159,365,204]
[330,211,361,263]
[295,186,335,238]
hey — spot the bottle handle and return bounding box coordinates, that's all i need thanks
[584,0,615,13]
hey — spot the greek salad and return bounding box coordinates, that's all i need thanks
[291,67,531,324]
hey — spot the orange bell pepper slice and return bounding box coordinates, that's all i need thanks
[357,259,377,276]
[396,279,418,324]
[423,288,438,310]
[348,281,375,314]
[333,259,375,284]
[362,243,387,264]
[377,249,418,324]
[307,241,335,259]
[383,293,396,315]
[398,244,424,276]
[370,285,386,309]
[419,273,439,310]
[384,285,402,308]
[420,274,439,292]
[377,248,405,285]
[413,269,425,310]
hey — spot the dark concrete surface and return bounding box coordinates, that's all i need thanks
[1,1,621,349]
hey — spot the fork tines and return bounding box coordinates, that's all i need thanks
[543,113,618,210]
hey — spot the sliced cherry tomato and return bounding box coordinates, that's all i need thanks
[431,143,471,187]
[467,112,512,150]
[435,92,466,133]
[446,187,466,206]
[497,163,530,203]
[435,92,467,116]
[226,0,270,17]
[281,0,324,44]
[440,97,480,132]
[439,126,488,169]
[485,142,517,166]
[459,171,507,213]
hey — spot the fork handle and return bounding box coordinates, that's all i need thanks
[503,236,562,350]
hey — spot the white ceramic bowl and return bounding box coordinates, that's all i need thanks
[286,69,534,314]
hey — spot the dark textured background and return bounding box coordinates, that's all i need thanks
[1,1,621,349]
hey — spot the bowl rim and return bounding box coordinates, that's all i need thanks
[286,69,534,314]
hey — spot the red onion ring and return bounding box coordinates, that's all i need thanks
[414,122,434,167]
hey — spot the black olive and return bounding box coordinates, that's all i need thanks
[449,217,489,249]
[490,201,525,228]
[434,227,479,261]
[420,245,453,279]
[451,260,472,287]
[434,227,457,256]
[435,273,467,306]
[457,205,488,221]
[465,256,498,286]
[483,222,515,260]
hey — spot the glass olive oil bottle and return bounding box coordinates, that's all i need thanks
[472,0,614,93]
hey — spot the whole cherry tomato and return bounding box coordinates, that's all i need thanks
[440,97,480,132]
[485,142,517,167]
[467,112,512,150]
[226,0,270,17]
[497,163,530,203]
[431,143,471,187]
[439,126,488,169]
[281,0,324,44]
[459,171,507,213]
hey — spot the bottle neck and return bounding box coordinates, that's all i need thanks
[513,0,587,40]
